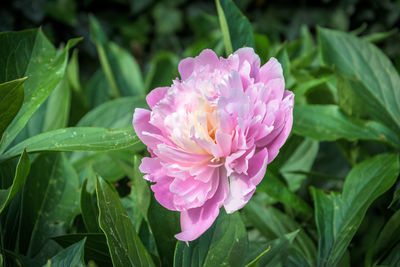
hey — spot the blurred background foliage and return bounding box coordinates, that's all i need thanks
[2,0,400,81]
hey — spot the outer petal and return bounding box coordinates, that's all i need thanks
[133,108,165,151]
[151,176,176,211]
[146,87,169,108]
[265,91,294,163]
[259,57,285,101]
[224,148,268,213]
[179,57,195,80]
[259,57,283,83]
[139,157,162,182]
[234,47,261,79]
[175,168,228,242]
[195,49,220,70]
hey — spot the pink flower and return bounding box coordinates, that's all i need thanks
[133,48,294,242]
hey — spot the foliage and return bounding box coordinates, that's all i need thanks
[1,0,400,266]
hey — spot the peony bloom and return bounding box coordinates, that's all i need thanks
[133,48,294,242]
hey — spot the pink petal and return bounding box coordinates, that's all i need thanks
[178,58,195,80]
[195,49,220,70]
[175,168,228,242]
[211,130,233,158]
[224,148,268,213]
[259,57,283,83]
[235,47,260,79]
[151,176,176,211]
[146,87,169,108]
[156,144,211,164]
[139,157,162,182]
[133,108,164,151]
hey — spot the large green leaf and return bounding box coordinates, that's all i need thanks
[280,138,319,191]
[311,153,399,267]
[81,179,101,233]
[0,126,140,161]
[72,97,146,181]
[368,209,400,265]
[215,0,254,55]
[148,196,179,267]
[173,210,248,267]
[0,77,26,138]
[84,68,113,109]
[381,243,400,267]
[15,59,73,141]
[77,96,147,129]
[0,148,30,213]
[121,155,150,221]
[53,233,112,266]
[96,176,155,267]
[0,29,81,153]
[318,27,400,133]
[257,172,312,215]
[243,201,317,266]
[42,74,71,132]
[89,15,145,98]
[43,238,86,267]
[19,153,80,257]
[293,105,400,148]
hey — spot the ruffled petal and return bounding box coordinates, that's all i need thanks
[133,108,165,151]
[146,87,169,108]
[175,168,228,242]
[224,148,268,213]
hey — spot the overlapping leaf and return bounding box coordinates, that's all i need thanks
[312,153,399,267]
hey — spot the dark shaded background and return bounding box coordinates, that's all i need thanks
[1,0,399,80]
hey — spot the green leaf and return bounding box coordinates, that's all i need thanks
[115,155,150,222]
[19,153,80,257]
[280,138,319,191]
[95,176,155,267]
[293,105,400,148]
[43,238,86,267]
[311,153,400,267]
[144,51,179,91]
[42,74,71,132]
[77,96,147,129]
[243,201,317,266]
[362,28,398,43]
[244,245,271,267]
[90,15,145,98]
[248,231,299,267]
[0,148,30,213]
[66,49,81,93]
[0,29,81,153]
[148,196,179,267]
[318,27,400,134]
[293,74,334,103]
[257,172,312,215]
[381,243,400,267]
[275,47,291,84]
[215,0,254,55]
[388,182,400,208]
[81,179,101,233]
[84,69,112,109]
[0,126,140,161]
[254,34,270,64]
[53,233,112,266]
[336,74,366,118]
[0,77,26,138]
[173,210,248,267]
[369,209,400,265]
[72,149,138,183]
